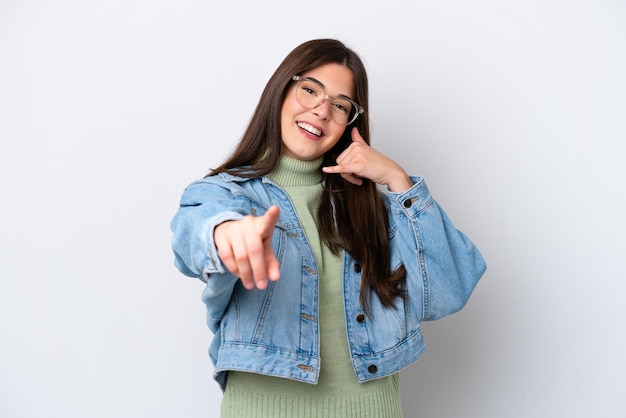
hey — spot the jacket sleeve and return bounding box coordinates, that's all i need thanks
[171,178,260,334]
[170,178,248,282]
[388,176,487,321]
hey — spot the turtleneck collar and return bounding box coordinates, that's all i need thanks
[268,155,324,187]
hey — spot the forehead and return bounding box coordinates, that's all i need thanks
[300,63,355,98]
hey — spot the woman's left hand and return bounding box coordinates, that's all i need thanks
[322,127,413,192]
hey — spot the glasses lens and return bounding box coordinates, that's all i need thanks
[330,97,354,125]
[296,79,321,108]
[295,79,358,125]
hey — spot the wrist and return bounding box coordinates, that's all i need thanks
[386,172,413,192]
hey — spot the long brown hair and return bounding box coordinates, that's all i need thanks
[210,39,406,314]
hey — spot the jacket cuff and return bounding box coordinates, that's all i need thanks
[201,211,246,280]
[388,176,433,218]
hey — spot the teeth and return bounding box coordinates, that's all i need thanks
[297,122,321,137]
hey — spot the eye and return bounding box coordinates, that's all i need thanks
[301,82,320,97]
[332,100,351,114]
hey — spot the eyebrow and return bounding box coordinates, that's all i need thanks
[305,76,355,102]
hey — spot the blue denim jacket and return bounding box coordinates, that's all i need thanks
[170,172,486,391]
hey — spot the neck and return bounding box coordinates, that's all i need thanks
[268,155,324,187]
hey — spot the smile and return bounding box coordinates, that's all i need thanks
[297,122,322,137]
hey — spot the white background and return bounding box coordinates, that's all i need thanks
[1,0,625,417]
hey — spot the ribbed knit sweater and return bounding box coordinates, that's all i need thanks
[220,155,402,418]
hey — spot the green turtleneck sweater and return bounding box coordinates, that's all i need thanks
[220,156,402,418]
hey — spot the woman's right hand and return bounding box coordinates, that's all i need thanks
[213,205,281,290]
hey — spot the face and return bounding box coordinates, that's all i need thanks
[280,63,355,161]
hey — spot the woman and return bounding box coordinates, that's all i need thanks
[171,38,486,418]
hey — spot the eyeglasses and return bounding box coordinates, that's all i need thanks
[292,75,364,125]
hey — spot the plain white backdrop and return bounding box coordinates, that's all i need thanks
[1,0,624,417]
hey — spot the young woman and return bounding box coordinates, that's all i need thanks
[171,39,486,418]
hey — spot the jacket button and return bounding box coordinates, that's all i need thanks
[356,314,366,323]
[368,365,378,374]
[403,199,412,208]
[353,263,362,273]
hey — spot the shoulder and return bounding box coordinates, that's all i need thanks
[179,172,264,204]
[189,170,262,189]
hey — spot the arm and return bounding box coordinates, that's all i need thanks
[170,178,281,289]
[171,178,283,331]
[389,178,487,320]
[316,128,486,320]
[170,179,248,280]
[321,128,485,319]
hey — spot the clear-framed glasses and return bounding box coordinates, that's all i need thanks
[292,75,364,125]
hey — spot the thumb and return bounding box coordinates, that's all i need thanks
[351,127,367,144]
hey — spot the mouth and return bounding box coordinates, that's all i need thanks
[297,121,322,137]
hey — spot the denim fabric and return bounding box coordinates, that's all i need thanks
[170,173,486,391]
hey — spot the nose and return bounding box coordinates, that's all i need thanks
[313,96,332,120]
